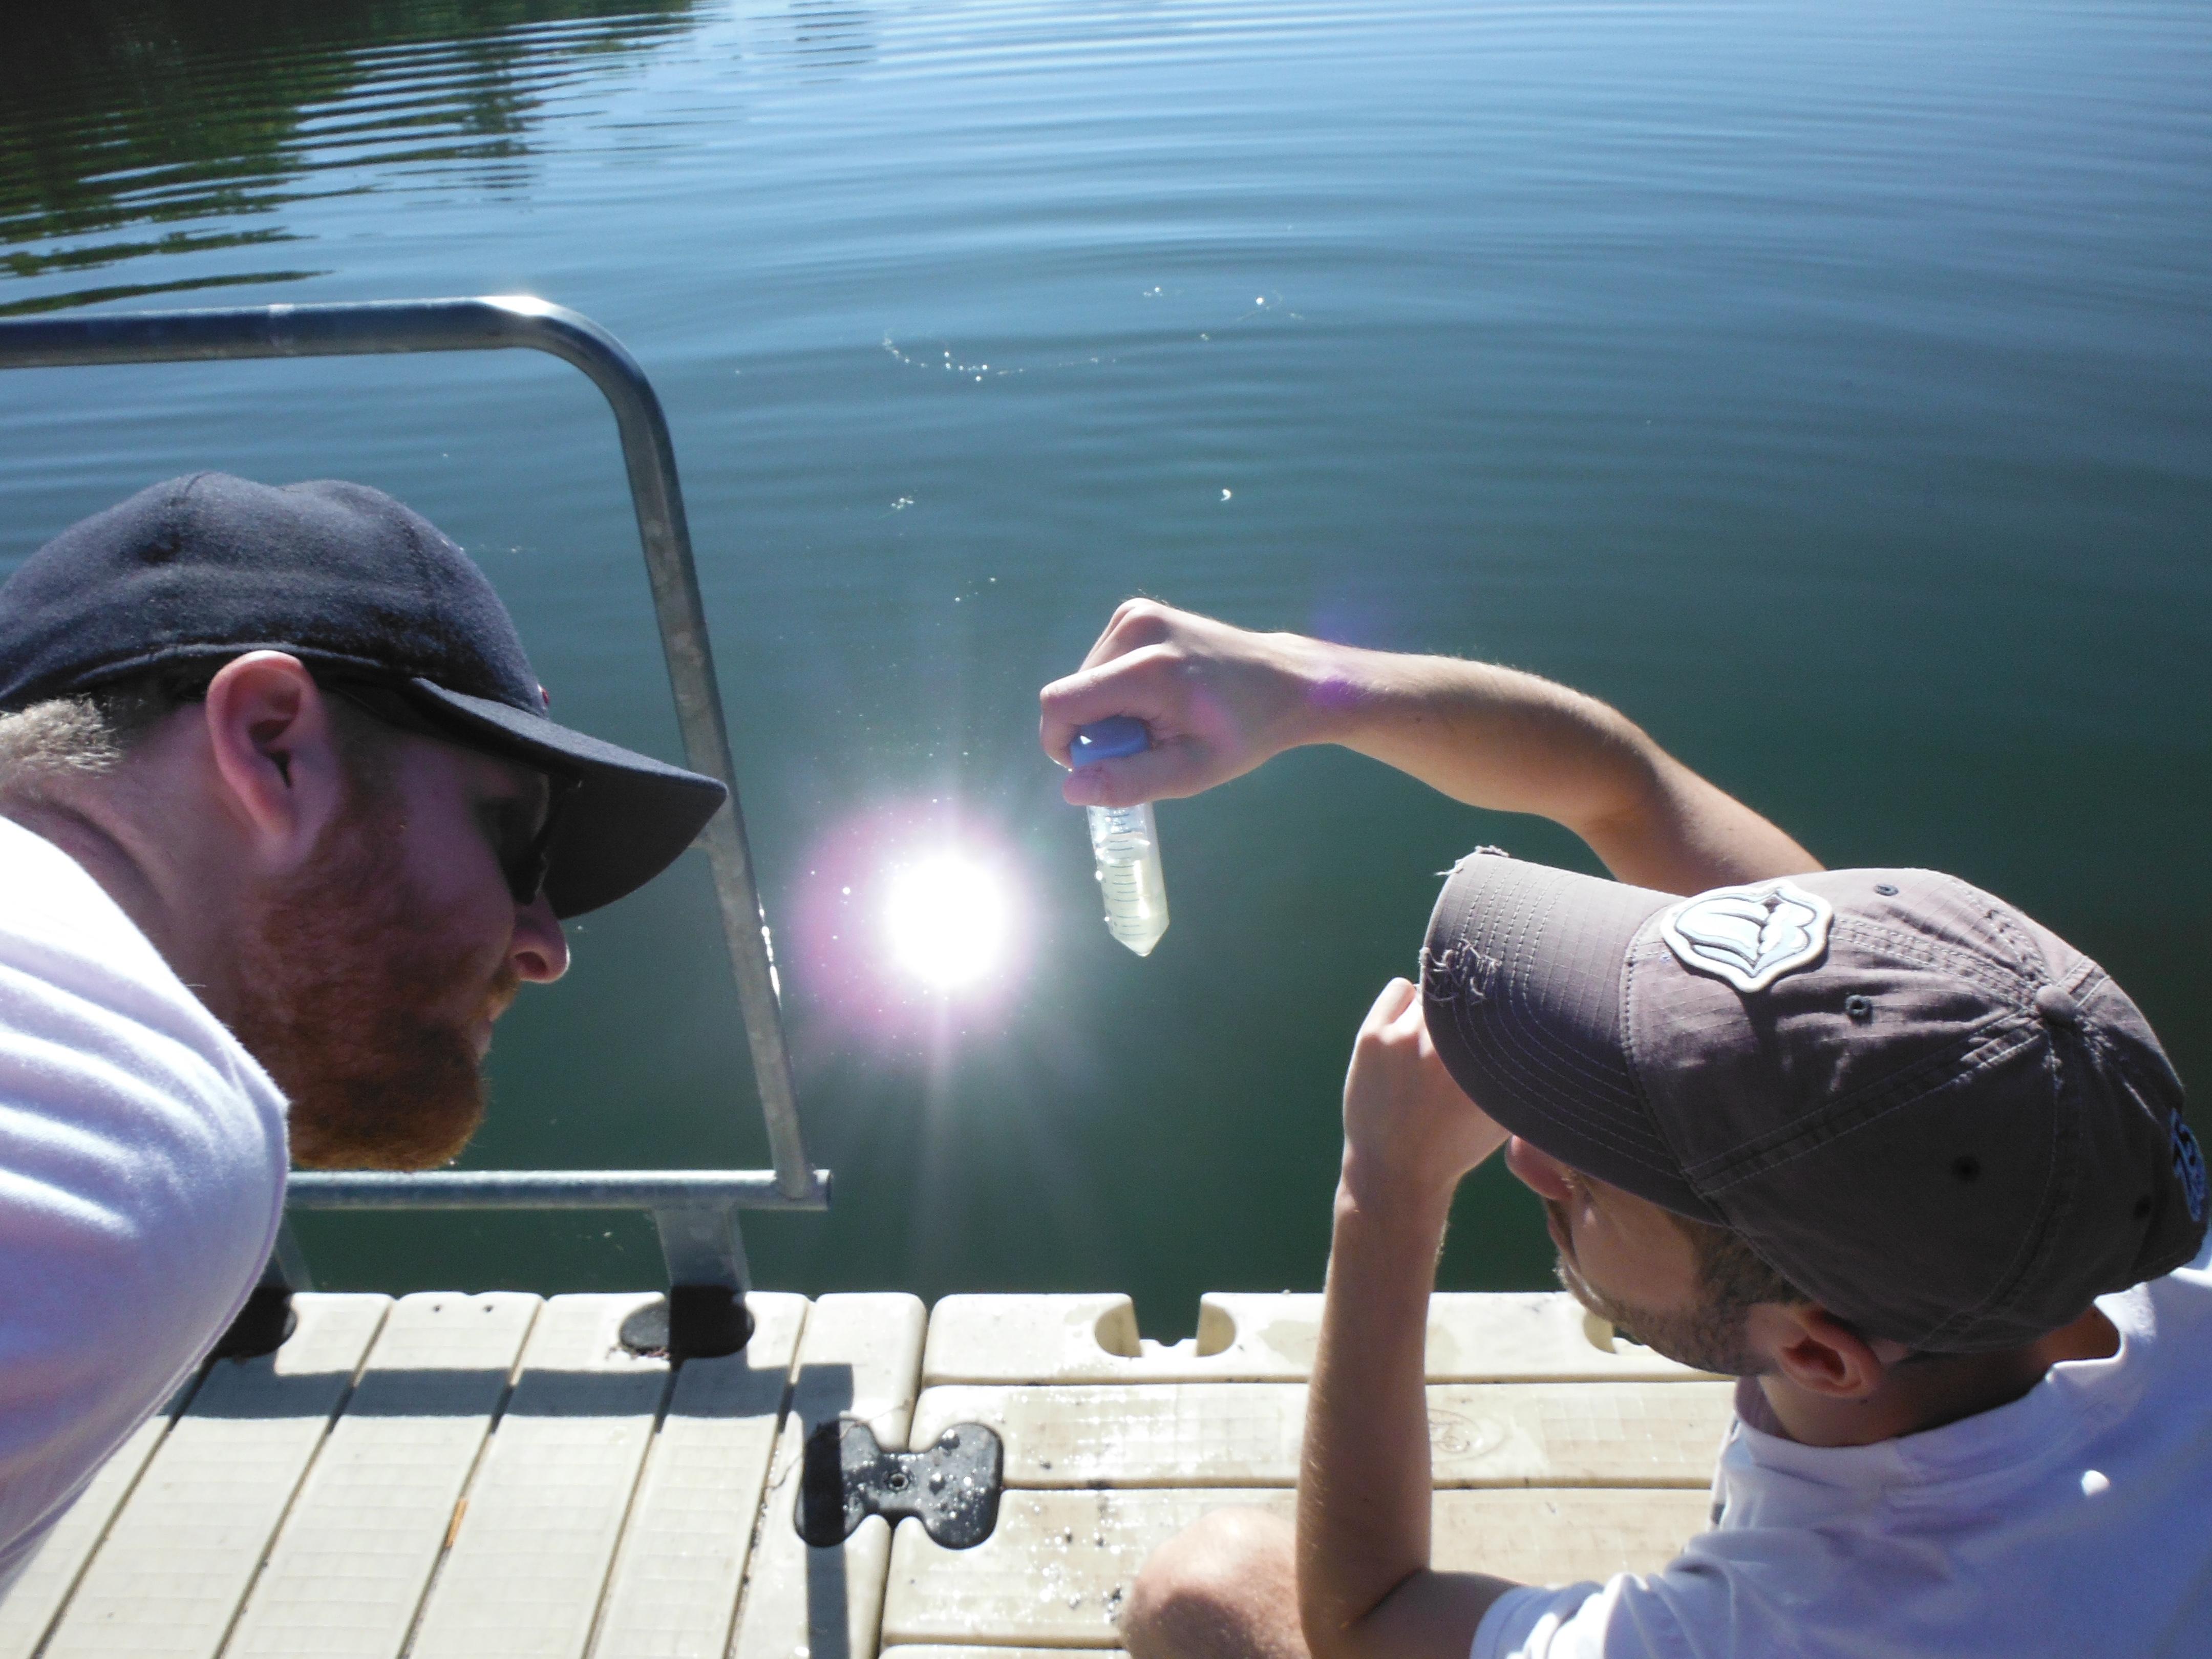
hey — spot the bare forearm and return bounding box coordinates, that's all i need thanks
[1299,645,1819,894]
[1300,1184,1516,1659]
[1301,1187,1445,1645]
[1042,602,1820,895]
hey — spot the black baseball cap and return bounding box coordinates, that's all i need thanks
[0,472,729,919]
[1421,850,2205,1352]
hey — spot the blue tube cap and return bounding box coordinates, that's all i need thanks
[1071,716,1151,767]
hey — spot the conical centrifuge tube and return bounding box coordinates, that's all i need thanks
[1070,716,1169,956]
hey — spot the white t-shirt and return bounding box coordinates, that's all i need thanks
[0,816,287,1590]
[1476,1240,2212,1658]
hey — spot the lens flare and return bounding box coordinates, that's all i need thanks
[883,853,1013,991]
[791,806,1032,1040]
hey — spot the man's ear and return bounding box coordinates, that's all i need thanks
[200,653,348,863]
[1748,1303,1894,1400]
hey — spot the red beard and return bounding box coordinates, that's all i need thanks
[230,780,513,1170]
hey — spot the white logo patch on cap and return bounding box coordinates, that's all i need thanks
[1661,881,1834,994]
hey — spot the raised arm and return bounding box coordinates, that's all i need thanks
[1039,600,1819,895]
[1299,979,1519,1659]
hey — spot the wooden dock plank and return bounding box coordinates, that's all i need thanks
[590,1292,811,1659]
[882,1487,1714,1648]
[408,1292,671,1659]
[0,1375,202,1659]
[909,1381,1733,1489]
[922,1294,1710,1385]
[223,1291,541,1658]
[39,1293,390,1659]
[886,1490,1286,1648]
[4,1285,1733,1659]
[731,1294,927,1659]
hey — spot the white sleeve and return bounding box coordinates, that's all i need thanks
[1476,1583,1609,1659]
[0,834,288,1580]
[1474,1574,1720,1659]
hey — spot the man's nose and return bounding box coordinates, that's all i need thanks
[1505,1136,1574,1201]
[511,892,569,983]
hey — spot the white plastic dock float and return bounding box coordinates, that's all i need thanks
[0,1291,1727,1658]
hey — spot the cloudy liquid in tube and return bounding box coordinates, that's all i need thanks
[1071,717,1169,956]
[1087,800,1168,956]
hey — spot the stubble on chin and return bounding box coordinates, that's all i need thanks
[1543,1198,1762,1377]
[229,783,506,1171]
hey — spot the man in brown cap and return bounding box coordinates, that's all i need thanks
[1042,601,2209,1659]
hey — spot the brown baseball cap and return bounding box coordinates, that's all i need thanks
[1420,850,2205,1352]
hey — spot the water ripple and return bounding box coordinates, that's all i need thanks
[0,1,702,311]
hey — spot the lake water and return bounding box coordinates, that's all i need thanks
[3,0,2207,1338]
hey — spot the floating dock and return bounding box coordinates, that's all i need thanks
[0,1289,1727,1658]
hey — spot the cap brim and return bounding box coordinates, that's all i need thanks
[403,680,729,919]
[1420,852,1717,1220]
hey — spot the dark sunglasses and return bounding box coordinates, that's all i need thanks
[316,678,582,907]
[486,769,581,907]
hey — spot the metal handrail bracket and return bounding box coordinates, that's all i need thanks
[0,297,828,1342]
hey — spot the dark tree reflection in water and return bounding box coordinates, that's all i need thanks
[0,0,700,314]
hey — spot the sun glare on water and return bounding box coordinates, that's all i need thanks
[883,853,1015,991]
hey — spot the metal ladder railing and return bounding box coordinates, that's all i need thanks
[0,296,827,1356]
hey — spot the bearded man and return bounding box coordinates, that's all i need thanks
[1043,600,2210,1659]
[0,473,725,1587]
